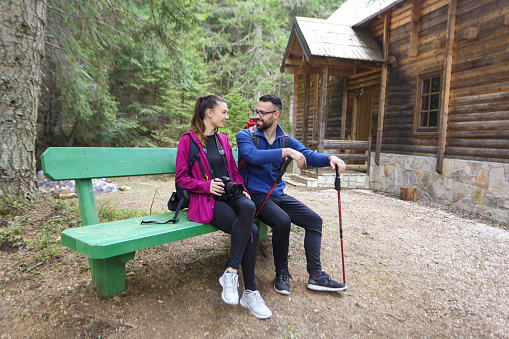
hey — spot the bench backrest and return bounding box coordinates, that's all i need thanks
[41,147,239,226]
[41,147,179,226]
[41,147,177,181]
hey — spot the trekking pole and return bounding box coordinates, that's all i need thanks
[255,157,292,218]
[335,164,346,284]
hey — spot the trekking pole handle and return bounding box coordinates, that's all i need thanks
[277,157,292,183]
[335,164,341,191]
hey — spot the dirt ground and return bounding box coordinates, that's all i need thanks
[1,176,508,338]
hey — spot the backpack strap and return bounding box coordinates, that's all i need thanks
[169,134,207,223]
[142,134,206,225]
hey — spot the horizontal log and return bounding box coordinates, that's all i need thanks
[446,139,509,149]
[383,144,438,153]
[324,143,369,150]
[448,120,509,131]
[447,129,509,138]
[456,1,505,32]
[308,140,369,149]
[448,101,509,115]
[384,138,437,145]
[449,92,509,107]
[452,50,509,74]
[335,154,368,161]
[382,131,414,138]
[382,123,414,131]
[452,71,509,91]
[451,80,509,98]
[452,62,509,83]
[445,147,509,159]
[454,33,509,65]
[448,111,509,122]
[345,164,368,172]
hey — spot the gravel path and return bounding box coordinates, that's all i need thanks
[2,179,508,338]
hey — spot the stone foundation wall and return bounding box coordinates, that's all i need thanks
[317,172,369,189]
[369,153,509,224]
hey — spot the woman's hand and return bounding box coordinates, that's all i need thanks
[209,178,225,196]
[243,191,251,199]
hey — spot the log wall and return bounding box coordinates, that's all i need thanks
[291,0,509,164]
[363,0,509,163]
[295,74,342,142]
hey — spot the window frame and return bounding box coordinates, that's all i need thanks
[414,70,442,134]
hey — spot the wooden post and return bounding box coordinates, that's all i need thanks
[302,67,310,146]
[292,73,299,136]
[313,74,320,142]
[367,135,372,175]
[341,77,348,140]
[375,13,390,165]
[317,66,328,176]
[352,95,358,140]
[408,0,420,57]
[437,0,457,173]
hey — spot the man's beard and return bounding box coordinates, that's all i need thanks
[257,118,273,131]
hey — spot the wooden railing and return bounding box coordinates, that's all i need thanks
[307,137,372,173]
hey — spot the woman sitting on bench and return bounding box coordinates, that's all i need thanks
[175,95,272,320]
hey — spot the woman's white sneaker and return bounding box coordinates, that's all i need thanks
[219,269,239,305]
[240,290,272,319]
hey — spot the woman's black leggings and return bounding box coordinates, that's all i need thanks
[210,195,258,291]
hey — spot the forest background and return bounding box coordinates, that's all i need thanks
[36,0,345,170]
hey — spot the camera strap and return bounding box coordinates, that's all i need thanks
[203,133,231,180]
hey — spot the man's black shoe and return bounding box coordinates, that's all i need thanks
[307,271,347,292]
[274,268,291,295]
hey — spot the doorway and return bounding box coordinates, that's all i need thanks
[352,90,372,141]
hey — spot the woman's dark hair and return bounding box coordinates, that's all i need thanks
[259,94,283,112]
[191,95,226,146]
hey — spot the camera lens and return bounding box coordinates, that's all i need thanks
[224,182,244,197]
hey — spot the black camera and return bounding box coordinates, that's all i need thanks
[220,176,244,197]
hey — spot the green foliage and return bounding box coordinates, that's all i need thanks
[97,200,148,223]
[0,194,36,217]
[0,194,149,275]
[222,91,251,146]
[39,0,343,150]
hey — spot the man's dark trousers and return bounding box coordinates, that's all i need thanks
[250,193,323,275]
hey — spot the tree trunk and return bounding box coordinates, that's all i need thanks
[0,0,47,196]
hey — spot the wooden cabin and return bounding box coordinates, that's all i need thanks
[281,0,509,223]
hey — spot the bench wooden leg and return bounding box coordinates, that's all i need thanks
[255,219,268,243]
[89,252,136,297]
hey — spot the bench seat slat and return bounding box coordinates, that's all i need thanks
[62,211,218,259]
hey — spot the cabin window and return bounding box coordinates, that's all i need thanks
[415,74,441,132]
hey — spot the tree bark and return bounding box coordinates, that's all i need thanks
[0,0,47,196]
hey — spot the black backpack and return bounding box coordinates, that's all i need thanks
[167,133,207,222]
[142,133,206,225]
[238,124,290,184]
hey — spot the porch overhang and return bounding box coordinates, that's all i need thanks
[280,17,384,75]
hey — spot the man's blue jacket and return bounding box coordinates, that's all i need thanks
[236,124,331,196]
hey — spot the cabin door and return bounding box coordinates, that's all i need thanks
[353,91,372,141]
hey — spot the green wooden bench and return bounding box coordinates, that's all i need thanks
[41,147,267,297]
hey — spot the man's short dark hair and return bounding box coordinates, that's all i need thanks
[259,94,283,112]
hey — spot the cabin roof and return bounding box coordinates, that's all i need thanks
[281,17,384,72]
[328,0,405,27]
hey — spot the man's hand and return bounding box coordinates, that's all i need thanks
[329,155,346,173]
[283,148,306,168]
[209,178,225,196]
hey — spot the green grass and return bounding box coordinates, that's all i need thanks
[0,193,149,276]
